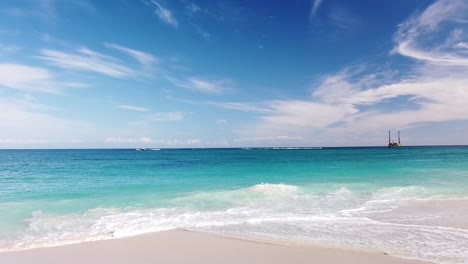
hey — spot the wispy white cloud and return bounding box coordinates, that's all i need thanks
[150,1,179,28]
[393,0,468,66]
[149,112,187,121]
[454,42,468,50]
[0,63,87,93]
[105,43,158,66]
[168,96,271,113]
[260,100,357,129]
[105,137,154,144]
[117,105,150,112]
[312,65,399,105]
[128,112,188,126]
[169,77,233,95]
[38,42,159,79]
[396,41,468,66]
[38,48,137,79]
[211,102,270,113]
[310,0,324,17]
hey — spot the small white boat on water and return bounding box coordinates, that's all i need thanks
[135,148,146,151]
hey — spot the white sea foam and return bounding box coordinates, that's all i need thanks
[1,183,467,263]
[372,186,429,200]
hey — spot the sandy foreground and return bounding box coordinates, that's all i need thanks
[0,230,430,264]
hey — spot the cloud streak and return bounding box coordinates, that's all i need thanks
[149,112,187,121]
[117,105,150,112]
[169,77,234,95]
[38,43,158,79]
[39,48,137,79]
[393,0,468,66]
[151,1,179,28]
[105,43,158,66]
[311,0,323,17]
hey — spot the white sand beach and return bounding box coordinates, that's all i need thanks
[0,230,431,264]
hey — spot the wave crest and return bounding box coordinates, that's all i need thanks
[245,183,299,197]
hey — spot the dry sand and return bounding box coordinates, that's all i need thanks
[0,230,431,264]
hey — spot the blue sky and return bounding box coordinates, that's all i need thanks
[1,0,468,148]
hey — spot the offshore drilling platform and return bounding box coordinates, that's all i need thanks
[388,131,402,148]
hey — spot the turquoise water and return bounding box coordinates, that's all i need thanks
[1,147,468,263]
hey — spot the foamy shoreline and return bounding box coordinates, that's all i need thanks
[0,230,431,264]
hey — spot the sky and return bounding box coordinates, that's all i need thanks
[1,0,468,148]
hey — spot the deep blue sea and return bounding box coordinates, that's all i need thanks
[1,147,467,263]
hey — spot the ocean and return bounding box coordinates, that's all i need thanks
[0,147,467,263]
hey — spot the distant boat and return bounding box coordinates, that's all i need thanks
[151,148,160,151]
[135,148,146,151]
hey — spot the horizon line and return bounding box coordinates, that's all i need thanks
[1,144,468,150]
